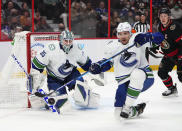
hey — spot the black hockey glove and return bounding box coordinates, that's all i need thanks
[89,63,102,74]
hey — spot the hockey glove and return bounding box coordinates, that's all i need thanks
[151,32,165,45]
[134,32,164,47]
[89,63,102,74]
[134,33,148,47]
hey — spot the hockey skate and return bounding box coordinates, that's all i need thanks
[120,103,146,119]
[162,85,178,97]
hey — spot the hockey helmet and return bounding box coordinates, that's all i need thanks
[117,22,132,34]
[60,30,74,53]
[159,7,171,16]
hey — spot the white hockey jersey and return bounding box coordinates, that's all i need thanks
[104,33,151,84]
[32,41,88,80]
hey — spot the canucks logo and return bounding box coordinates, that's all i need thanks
[120,51,137,67]
[58,60,73,76]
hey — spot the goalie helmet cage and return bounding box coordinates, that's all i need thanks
[0,31,60,108]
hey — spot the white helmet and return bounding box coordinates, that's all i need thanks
[60,30,74,53]
[116,22,132,34]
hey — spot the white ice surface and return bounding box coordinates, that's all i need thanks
[0,71,182,131]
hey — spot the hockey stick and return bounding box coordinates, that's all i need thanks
[11,54,32,92]
[11,54,29,77]
[43,43,136,97]
[11,54,59,113]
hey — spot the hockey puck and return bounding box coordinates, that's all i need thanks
[48,98,55,105]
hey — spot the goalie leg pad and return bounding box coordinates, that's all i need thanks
[73,80,100,108]
[29,95,47,109]
[88,73,105,86]
[87,91,100,108]
[49,92,72,114]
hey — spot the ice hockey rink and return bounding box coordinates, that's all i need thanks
[0,71,182,131]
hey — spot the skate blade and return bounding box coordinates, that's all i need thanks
[162,93,178,97]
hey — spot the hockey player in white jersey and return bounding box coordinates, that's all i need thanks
[30,30,100,113]
[89,22,164,118]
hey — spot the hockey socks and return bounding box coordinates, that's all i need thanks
[162,76,174,89]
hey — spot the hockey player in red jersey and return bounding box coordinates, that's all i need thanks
[149,7,182,96]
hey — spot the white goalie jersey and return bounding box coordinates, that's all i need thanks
[104,33,151,84]
[32,41,88,80]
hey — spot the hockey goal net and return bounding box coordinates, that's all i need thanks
[0,31,60,108]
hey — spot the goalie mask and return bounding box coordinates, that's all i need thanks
[60,30,74,53]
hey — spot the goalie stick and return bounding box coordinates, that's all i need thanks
[11,54,59,114]
[11,54,32,92]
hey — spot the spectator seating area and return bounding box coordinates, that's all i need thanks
[1,0,182,40]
